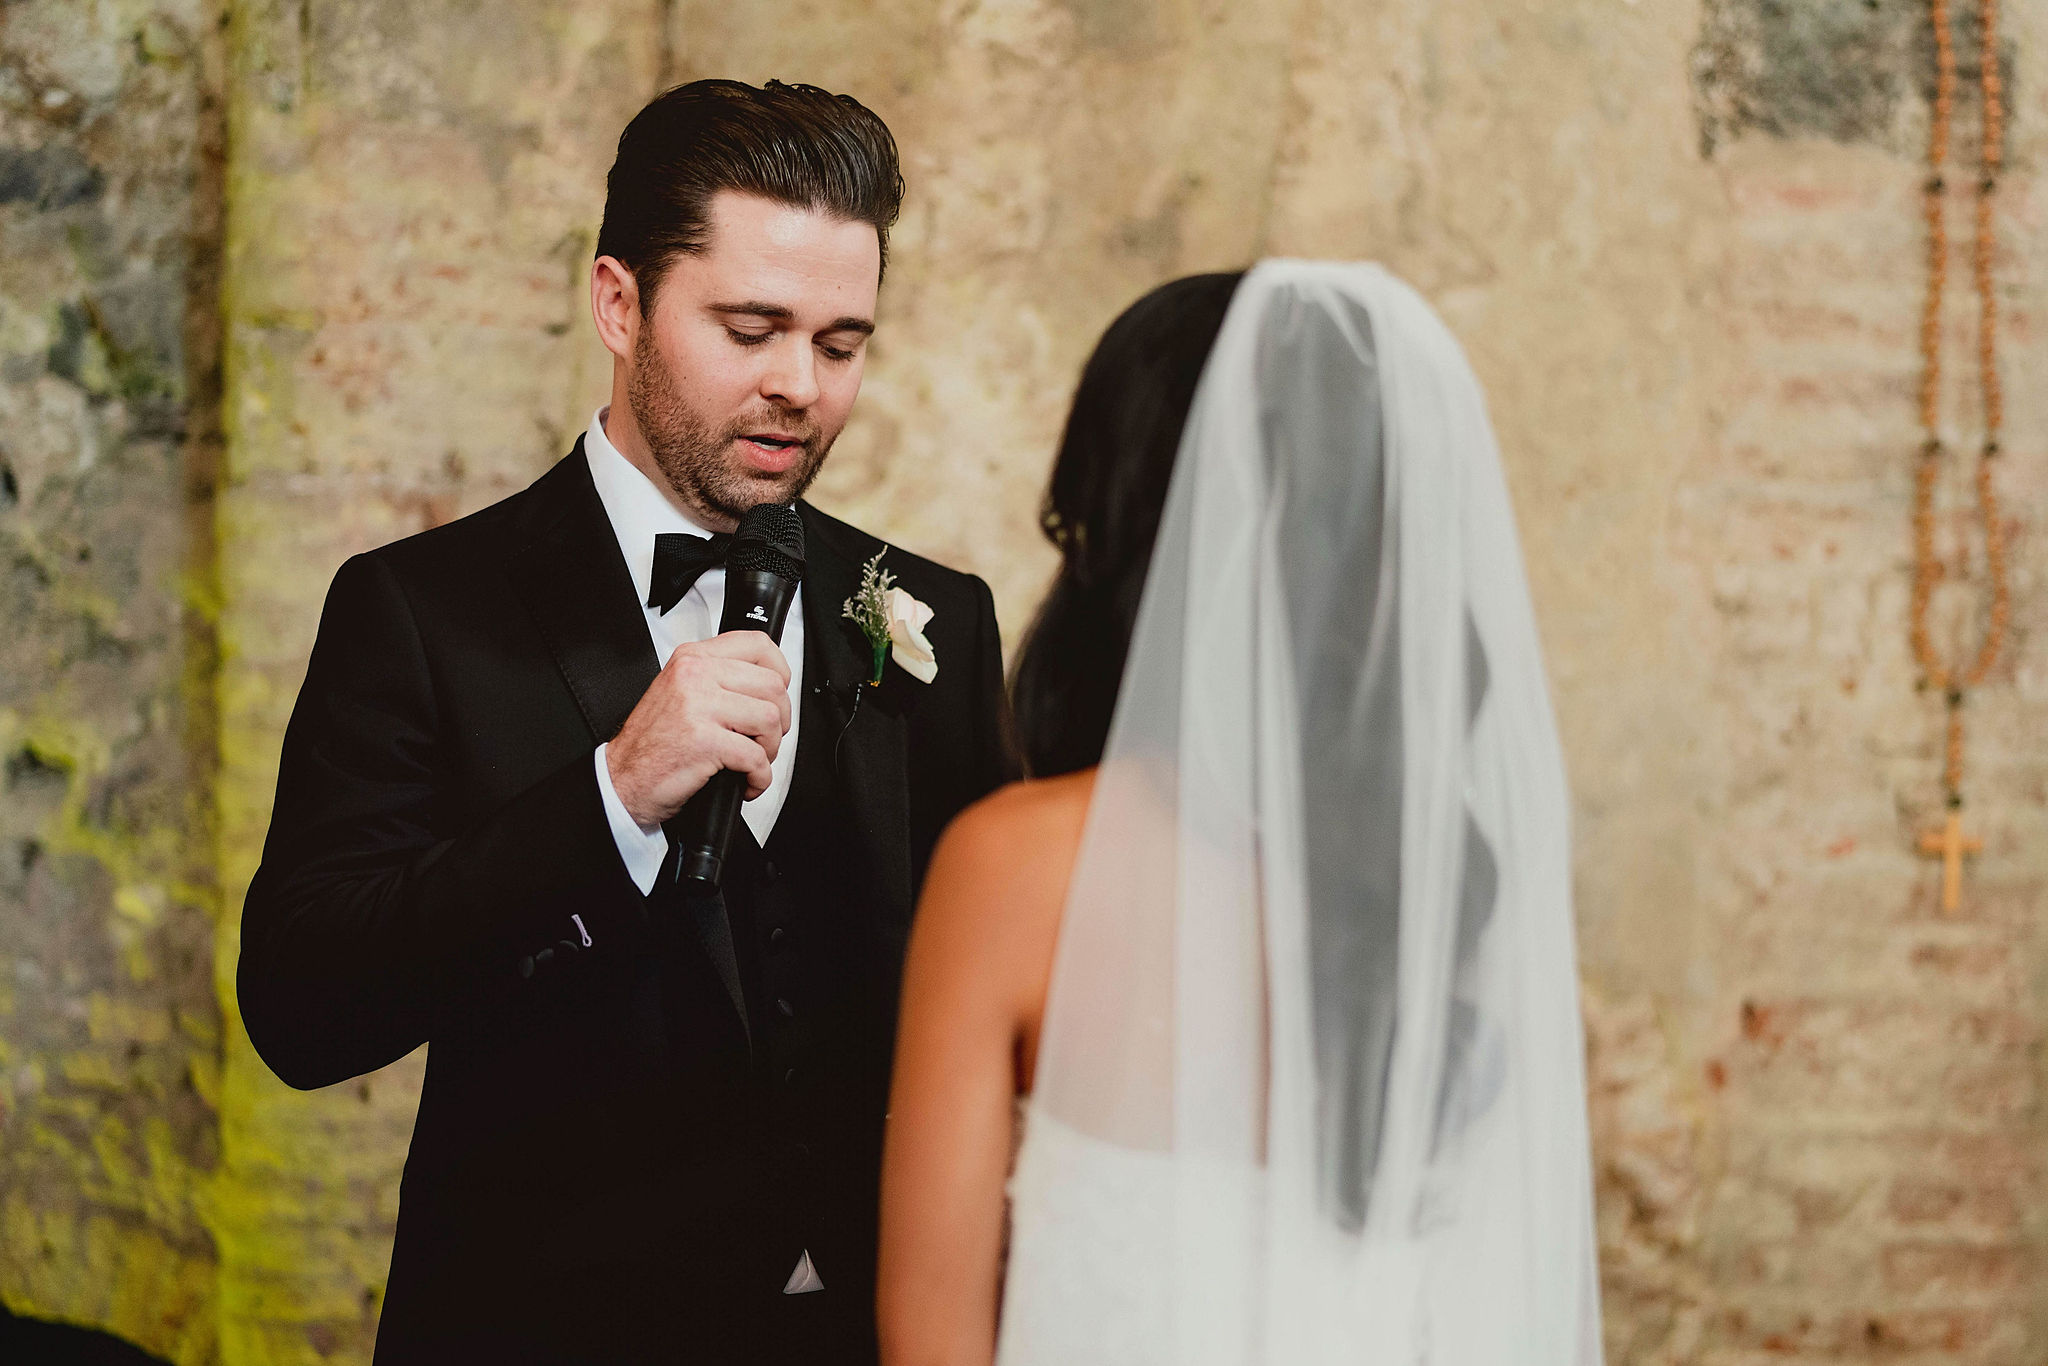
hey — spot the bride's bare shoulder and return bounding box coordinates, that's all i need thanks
[926,770,1095,907]
[909,771,1095,989]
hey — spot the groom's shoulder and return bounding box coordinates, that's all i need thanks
[797,500,989,609]
[350,448,585,584]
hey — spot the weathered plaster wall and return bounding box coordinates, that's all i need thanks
[4,0,2045,1362]
[0,1,222,1361]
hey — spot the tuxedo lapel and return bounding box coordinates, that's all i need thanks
[792,503,914,919]
[503,441,661,746]
[503,445,751,1037]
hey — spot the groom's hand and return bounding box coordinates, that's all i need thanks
[606,632,793,829]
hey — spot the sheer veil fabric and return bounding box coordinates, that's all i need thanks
[997,262,1602,1365]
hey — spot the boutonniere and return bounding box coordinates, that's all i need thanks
[842,549,938,686]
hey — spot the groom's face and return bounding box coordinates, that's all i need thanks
[626,191,881,529]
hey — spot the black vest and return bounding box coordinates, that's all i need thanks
[632,680,899,1357]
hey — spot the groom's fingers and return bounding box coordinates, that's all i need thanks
[609,634,798,826]
[670,636,792,735]
[698,631,792,688]
[707,658,793,736]
[713,692,786,764]
[705,728,774,801]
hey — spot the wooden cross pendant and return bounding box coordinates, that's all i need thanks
[1917,810,1984,915]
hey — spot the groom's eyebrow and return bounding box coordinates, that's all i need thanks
[709,300,875,336]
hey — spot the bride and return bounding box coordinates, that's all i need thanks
[876,262,1603,1366]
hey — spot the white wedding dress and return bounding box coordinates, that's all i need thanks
[995,262,1603,1366]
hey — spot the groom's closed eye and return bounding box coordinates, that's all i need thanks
[723,327,866,363]
[711,302,873,357]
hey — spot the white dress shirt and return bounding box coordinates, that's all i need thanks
[585,407,806,896]
[584,410,826,1299]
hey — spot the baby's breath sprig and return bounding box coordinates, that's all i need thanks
[841,549,897,685]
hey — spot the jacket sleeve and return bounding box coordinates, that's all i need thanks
[237,552,644,1090]
[968,572,1022,797]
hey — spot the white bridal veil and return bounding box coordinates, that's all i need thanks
[997,262,1602,1365]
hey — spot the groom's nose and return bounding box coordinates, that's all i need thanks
[759,339,820,411]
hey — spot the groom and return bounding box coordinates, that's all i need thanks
[238,80,1013,1364]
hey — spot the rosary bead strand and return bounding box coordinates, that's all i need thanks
[1911,0,2011,908]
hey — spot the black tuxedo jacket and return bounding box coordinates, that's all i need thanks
[238,445,1014,1363]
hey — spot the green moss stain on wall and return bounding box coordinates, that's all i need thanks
[0,0,226,1361]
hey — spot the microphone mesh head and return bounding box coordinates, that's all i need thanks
[729,503,806,582]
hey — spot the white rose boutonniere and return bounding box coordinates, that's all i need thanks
[842,549,938,685]
[883,586,938,684]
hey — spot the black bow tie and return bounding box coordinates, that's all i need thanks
[648,531,734,614]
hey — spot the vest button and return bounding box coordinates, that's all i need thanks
[768,927,788,953]
[777,997,795,1018]
[764,859,781,883]
[784,1068,798,1085]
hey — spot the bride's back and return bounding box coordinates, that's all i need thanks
[876,274,1243,1365]
[902,766,1095,1096]
[882,263,1601,1366]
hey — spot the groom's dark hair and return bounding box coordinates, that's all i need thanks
[597,78,904,303]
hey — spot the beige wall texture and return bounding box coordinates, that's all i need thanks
[2,0,2044,1362]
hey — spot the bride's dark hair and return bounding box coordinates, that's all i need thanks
[1010,271,1244,777]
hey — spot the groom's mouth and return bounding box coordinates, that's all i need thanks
[737,432,806,475]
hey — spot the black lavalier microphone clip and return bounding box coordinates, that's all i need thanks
[664,503,806,890]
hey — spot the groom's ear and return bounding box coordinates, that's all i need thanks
[590,254,643,362]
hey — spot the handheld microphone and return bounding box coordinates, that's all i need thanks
[664,503,806,890]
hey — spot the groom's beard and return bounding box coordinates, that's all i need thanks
[629,330,835,524]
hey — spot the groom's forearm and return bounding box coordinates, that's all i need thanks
[236,553,645,1091]
[239,752,638,1090]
